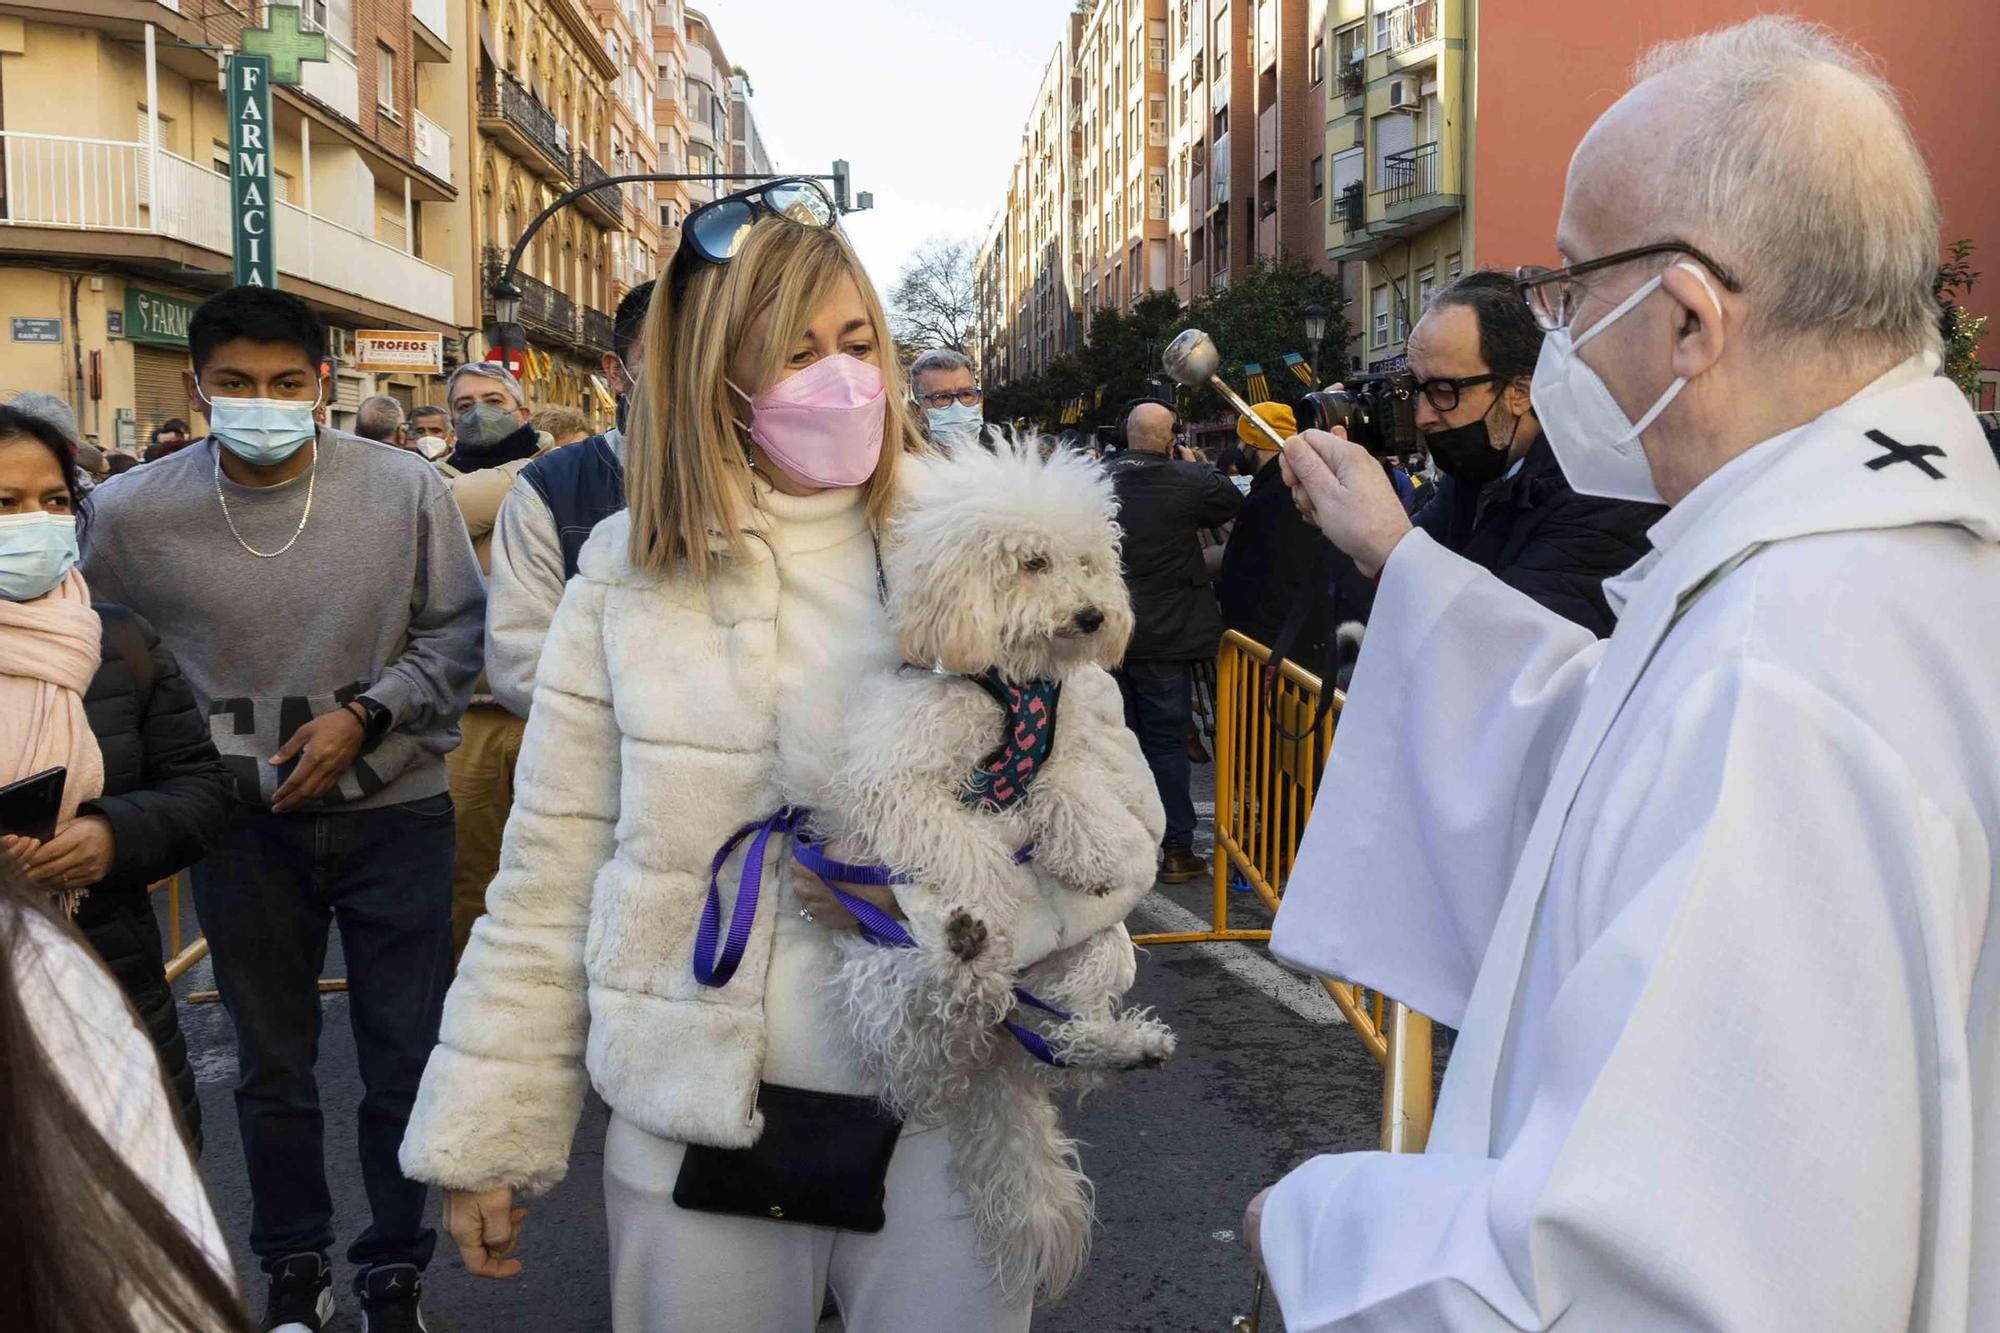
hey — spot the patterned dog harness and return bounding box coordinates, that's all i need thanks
[959,669,1061,812]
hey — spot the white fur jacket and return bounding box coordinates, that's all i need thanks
[399,510,1163,1195]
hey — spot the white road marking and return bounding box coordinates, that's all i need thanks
[1132,893,1346,1026]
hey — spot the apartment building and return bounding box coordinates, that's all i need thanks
[0,0,461,443]
[1322,0,1465,372]
[470,0,631,415]
[651,0,692,232]
[974,208,1011,386]
[590,0,660,307]
[1076,0,1168,325]
[727,70,771,177]
[1179,0,1331,300]
[679,8,728,208]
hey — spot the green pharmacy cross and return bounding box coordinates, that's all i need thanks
[239,5,328,86]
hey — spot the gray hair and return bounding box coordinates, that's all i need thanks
[7,391,81,442]
[445,361,525,407]
[909,348,975,392]
[354,394,405,442]
[1633,16,1941,364]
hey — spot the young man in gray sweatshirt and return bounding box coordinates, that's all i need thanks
[81,286,484,1333]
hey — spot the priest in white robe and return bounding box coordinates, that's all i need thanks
[1249,18,2000,1331]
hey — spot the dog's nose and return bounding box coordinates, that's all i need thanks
[1071,607,1105,634]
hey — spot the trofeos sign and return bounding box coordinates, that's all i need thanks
[228,54,276,288]
[353,331,445,375]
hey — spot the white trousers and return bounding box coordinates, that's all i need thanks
[604,1113,1035,1333]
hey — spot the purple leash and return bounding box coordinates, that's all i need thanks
[701,818,1072,1066]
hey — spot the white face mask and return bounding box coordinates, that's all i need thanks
[1530,260,1720,504]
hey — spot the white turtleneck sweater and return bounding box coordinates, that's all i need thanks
[754,482,900,1095]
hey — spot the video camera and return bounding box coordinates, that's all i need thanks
[1298,373,1419,457]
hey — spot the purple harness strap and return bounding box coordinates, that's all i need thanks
[699,815,1069,1065]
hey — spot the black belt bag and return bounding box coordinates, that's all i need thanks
[672,1083,904,1232]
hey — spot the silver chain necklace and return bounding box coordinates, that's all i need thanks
[214,442,317,558]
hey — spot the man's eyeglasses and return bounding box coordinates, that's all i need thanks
[673,178,837,284]
[1408,372,1502,414]
[915,386,985,410]
[1515,242,1742,333]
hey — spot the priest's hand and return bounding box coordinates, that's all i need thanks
[1280,428,1414,578]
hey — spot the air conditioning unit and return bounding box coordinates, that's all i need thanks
[1388,77,1419,111]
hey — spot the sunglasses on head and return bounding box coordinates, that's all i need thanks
[672,178,838,286]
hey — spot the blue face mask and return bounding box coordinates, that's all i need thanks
[199,389,318,466]
[0,511,79,603]
[925,401,984,443]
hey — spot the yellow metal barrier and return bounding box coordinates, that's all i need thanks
[151,871,347,1002]
[1133,630,1436,1153]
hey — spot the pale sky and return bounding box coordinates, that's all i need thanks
[697,0,1078,290]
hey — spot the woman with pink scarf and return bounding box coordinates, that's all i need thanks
[0,402,233,1152]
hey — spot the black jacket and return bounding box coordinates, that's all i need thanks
[1412,434,1665,637]
[1217,455,1381,672]
[1105,449,1245,661]
[72,604,234,1152]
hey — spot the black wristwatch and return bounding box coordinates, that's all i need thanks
[349,694,394,748]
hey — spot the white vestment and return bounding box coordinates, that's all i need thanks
[1262,360,2000,1331]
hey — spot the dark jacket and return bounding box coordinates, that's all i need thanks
[519,429,627,580]
[72,604,234,1153]
[1105,449,1245,661]
[1217,455,1382,670]
[1412,433,1665,637]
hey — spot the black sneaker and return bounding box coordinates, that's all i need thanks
[262,1252,334,1333]
[359,1263,429,1333]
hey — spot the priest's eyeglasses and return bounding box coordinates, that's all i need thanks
[915,386,985,409]
[1515,242,1742,333]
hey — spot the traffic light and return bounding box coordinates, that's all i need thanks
[831,159,850,214]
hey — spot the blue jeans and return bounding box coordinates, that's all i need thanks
[193,794,456,1277]
[1114,659,1198,848]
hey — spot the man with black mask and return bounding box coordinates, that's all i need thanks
[1405,270,1663,635]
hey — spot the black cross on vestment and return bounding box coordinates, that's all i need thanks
[1864,429,1947,480]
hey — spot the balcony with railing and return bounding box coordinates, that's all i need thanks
[478,72,571,180]
[1338,61,1366,102]
[411,0,450,59]
[412,110,452,186]
[0,132,453,324]
[1382,0,1441,58]
[1375,139,1460,239]
[1384,141,1438,207]
[580,306,616,357]
[1336,180,1364,231]
[574,149,624,227]
[482,245,578,346]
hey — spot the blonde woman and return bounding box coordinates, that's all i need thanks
[400,182,1067,1331]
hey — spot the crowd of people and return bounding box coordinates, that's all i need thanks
[1,15,1997,1333]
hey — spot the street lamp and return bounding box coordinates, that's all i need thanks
[1300,299,1330,385]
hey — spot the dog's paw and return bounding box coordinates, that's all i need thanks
[945,910,989,962]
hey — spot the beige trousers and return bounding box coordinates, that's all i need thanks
[443,703,526,960]
[603,1113,1034,1333]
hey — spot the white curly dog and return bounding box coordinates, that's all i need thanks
[816,438,1176,1304]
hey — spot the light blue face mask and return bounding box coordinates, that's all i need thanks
[199,388,319,466]
[925,401,984,443]
[0,511,79,603]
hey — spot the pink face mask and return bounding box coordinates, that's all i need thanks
[730,354,887,488]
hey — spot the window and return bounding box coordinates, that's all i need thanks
[209,139,228,176]
[1310,38,1324,85]
[1213,103,1229,140]
[1148,94,1167,146]
[1393,288,1411,342]
[1213,209,1230,271]
[1336,23,1364,70]
[1148,166,1166,220]
[1373,110,1415,181]
[1447,251,1462,281]
[1370,284,1389,347]
[1148,20,1168,72]
[376,43,396,113]
[1310,154,1324,200]
[1417,264,1436,312]
[1372,5,1393,54]
[301,0,354,52]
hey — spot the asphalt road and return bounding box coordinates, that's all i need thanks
[183,770,1404,1332]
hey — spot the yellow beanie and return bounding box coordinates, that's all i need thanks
[1236,400,1296,449]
